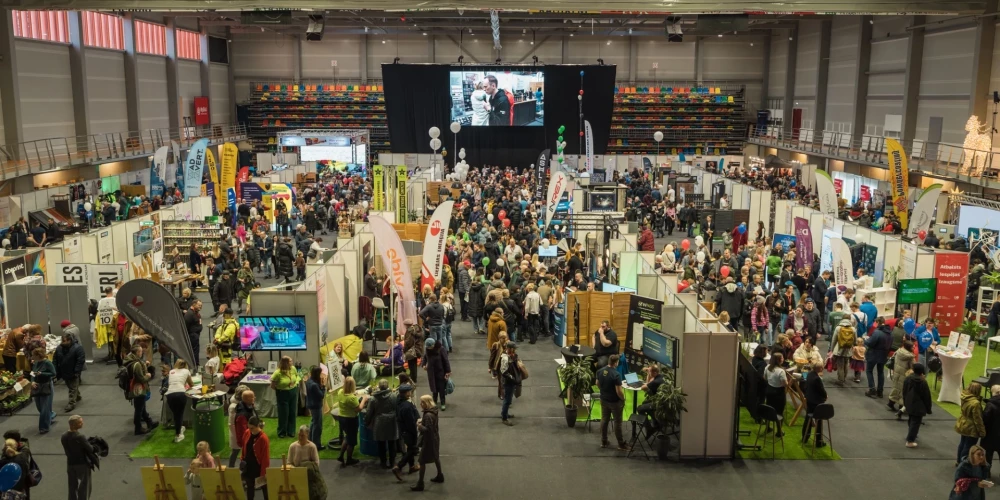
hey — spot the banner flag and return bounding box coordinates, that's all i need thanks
[368,215,417,339]
[830,237,853,287]
[116,279,197,369]
[535,149,549,200]
[221,143,239,202]
[236,166,249,201]
[396,165,408,223]
[420,201,455,290]
[150,146,168,198]
[207,147,220,207]
[584,120,594,177]
[227,188,237,227]
[372,165,385,211]
[815,170,838,217]
[886,138,911,230]
[183,138,208,199]
[168,140,181,188]
[794,217,813,270]
[544,170,571,231]
[907,184,942,238]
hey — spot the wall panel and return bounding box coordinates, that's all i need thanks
[919,28,975,96]
[85,49,128,134]
[177,59,202,122]
[369,36,431,79]
[16,40,75,141]
[768,34,788,98]
[826,17,860,127]
[302,36,361,79]
[636,39,695,81]
[209,63,230,124]
[794,21,821,97]
[137,55,169,130]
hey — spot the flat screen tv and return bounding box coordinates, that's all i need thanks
[449,70,544,126]
[897,278,937,304]
[238,316,308,351]
[133,227,153,256]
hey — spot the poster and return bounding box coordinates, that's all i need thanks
[207,147,220,205]
[833,178,843,195]
[0,197,9,229]
[900,241,918,280]
[23,250,44,280]
[626,294,663,353]
[316,268,328,343]
[860,185,871,202]
[396,165,408,223]
[63,235,83,263]
[0,257,27,285]
[50,263,126,300]
[584,120,594,177]
[886,138,910,230]
[372,165,385,211]
[932,252,970,334]
[793,217,812,270]
[772,233,796,254]
[859,244,878,277]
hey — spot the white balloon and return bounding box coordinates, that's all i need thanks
[459,150,466,160]
[542,239,550,248]
[428,127,441,139]
[497,259,505,266]
[488,214,494,222]
[84,202,92,211]
[450,122,461,134]
[697,251,705,263]
[362,200,369,208]
[430,138,442,150]
[578,95,583,101]
[695,235,704,246]
[561,141,567,149]
[1,239,9,248]
[654,131,664,142]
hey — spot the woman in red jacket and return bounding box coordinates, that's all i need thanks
[241,416,270,500]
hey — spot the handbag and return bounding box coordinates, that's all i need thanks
[446,378,455,395]
[517,360,529,381]
[885,353,896,372]
[824,351,835,372]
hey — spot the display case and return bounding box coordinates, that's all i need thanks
[978,287,998,325]
[162,220,224,256]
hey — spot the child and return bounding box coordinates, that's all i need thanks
[159,364,171,399]
[295,251,306,281]
[850,337,867,383]
[185,441,216,500]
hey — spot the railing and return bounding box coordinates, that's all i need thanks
[0,123,247,182]
[745,125,1000,188]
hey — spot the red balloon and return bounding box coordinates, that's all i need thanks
[502,218,511,228]
[720,265,730,278]
[499,210,507,220]
[681,239,690,251]
[579,90,584,95]
[917,230,927,239]
[579,131,584,137]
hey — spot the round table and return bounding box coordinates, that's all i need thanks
[560,345,596,364]
[937,350,972,405]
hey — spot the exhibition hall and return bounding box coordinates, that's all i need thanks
[0,2,997,499]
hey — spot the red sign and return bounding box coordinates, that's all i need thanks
[932,252,970,335]
[833,178,843,195]
[860,185,871,202]
[193,96,210,125]
[236,166,249,200]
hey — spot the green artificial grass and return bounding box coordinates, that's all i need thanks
[928,341,1000,418]
[736,406,841,460]
[556,369,646,422]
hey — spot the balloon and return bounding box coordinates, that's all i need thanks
[0,462,21,491]
[697,251,705,263]
[430,138,442,150]
[482,257,491,267]
[918,230,927,239]
[558,125,566,134]
[83,202,92,211]
[542,239,550,248]
[499,210,507,220]
[654,131,664,142]
[362,200,369,209]
[450,121,461,134]
[488,213,494,222]
[681,239,690,251]
[737,224,746,235]
[558,135,564,143]
[428,127,441,139]
[497,258,505,266]
[720,265,731,278]
[579,131,584,137]
[502,218,511,228]
[578,95,583,101]
[695,235,704,246]
[580,70,585,76]
[579,90,584,96]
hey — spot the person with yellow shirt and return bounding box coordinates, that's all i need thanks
[336,376,369,467]
[213,308,239,365]
[270,356,302,438]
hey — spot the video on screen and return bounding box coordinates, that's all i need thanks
[450,70,544,126]
[238,316,308,351]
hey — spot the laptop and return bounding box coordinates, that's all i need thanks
[624,372,643,389]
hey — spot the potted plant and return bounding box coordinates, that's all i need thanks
[956,319,986,345]
[983,272,1000,289]
[557,356,594,428]
[647,376,688,459]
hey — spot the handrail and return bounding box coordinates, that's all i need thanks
[745,125,1000,189]
[0,123,247,183]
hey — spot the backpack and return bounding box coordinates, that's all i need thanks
[116,360,139,400]
[836,325,855,349]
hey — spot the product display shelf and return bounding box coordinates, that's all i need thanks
[978,287,997,325]
[857,286,898,318]
[607,85,747,156]
[162,220,224,254]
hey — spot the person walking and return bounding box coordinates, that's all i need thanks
[423,338,452,410]
[951,445,993,500]
[336,377,367,467]
[365,378,400,469]
[864,317,892,398]
[419,294,445,344]
[270,356,301,438]
[62,415,99,500]
[956,382,987,466]
[123,345,158,435]
[411,395,443,492]
[523,283,542,344]
[184,300,204,367]
[832,318,855,387]
[240,416,270,500]
[304,366,326,451]
[402,320,424,385]
[227,385,252,468]
[393,384,420,481]
[887,340,916,415]
[467,280,486,335]
[903,363,932,448]
[30,347,57,434]
[499,342,522,426]
[596,354,628,451]
[53,333,85,413]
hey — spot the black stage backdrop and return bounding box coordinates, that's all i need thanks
[382,64,616,169]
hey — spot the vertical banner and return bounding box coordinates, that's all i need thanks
[207,147,220,205]
[169,140,181,188]
[544,170,571,231]
[236,166,249,201]
[794,217,813,270]
[396,165,408,223]
[151,146,169,198]
[886,138,911,230]
[584,120,594,177]
[815,170,838,217]
[626,294,664,352]
[907,184,943,238]
[420,201,455,290]
[642,157,653,174]
[932,252,970,335]
[368,215,417,339]
[227,188,237,227]
[833,178,843,195]
[221,143,239,202]
[116,279,197,369]
[830,237,853,287]
[193,96,210,125]
[535,149,550,200]
[859,185,871,202]
[372,165,385,211]
[183,138,208,199]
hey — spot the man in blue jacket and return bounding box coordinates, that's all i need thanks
[910,319,940,365]
[859,294,879,335]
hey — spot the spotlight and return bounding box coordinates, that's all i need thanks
[393,57,400,63]
[570,33,574,37]
[869,19,874,24]
[628,28,632,34]
[717,33,723,37]
[789,36,793,40]
[381,40,386,44]
[750,42,754,46]
[522,28,526,34]
[606,40,611,45]
[530,40,534,45]
[469,28,473,34]
[422,32,427,36]
[364,26,369,33]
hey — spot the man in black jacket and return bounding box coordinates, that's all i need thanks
[864,317,892,398]
[420,295,445,345]
[485,75,513,126]
[364,267,380,299]
[54,334,86,413]
[800,363,828,447]
[62,415,99,500]
[903,364,932,447]
[214,272,233,314]
[185,300,204,366]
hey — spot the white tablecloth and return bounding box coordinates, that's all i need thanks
[937,350,972,405]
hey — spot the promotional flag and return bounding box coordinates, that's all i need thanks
[116,279,197,369]
[584,120,594,177]
[830,237,853,288]
[907,184,943,238]
[833,178,843,194]
[932,251,970,334]
[420,200,455,290]
[535,149,549,200]
[815,170,838,217]
[227,188,237,227]
[886,138,911,230]
[221,143,239,202]
[368,215,417,338]
[236,166,249,200]
[793,217,812,270]
[544,170,572,231]
[859,185,871,202]
[396,165,408,223]
[207,147,220,207]
[168,140,181,188]
[642,157,653,174]
[183,138,208,199]
[150,146,168,198]
[372,165,385,210]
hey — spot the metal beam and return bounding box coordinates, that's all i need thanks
[514,35,552,64]
[562,37,569,64]
[901,15,925,150]
[783,24,798,137]
[759,35,770,112]
[970,0,998,120]
[445,35,481,64]
[813,20,832,139]
[67,11,90,141]
[428,34,435,63]
[360,34,369,82]
[123,13,142,133]
[0,11,22,150]
[852,16,873,144]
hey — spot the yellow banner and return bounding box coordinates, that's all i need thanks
[886,138,910,230]
[372,164,385,211]
[221,142,239,203]
[262,194,272,222]
[396,165,408,223]
[207,148,220,207]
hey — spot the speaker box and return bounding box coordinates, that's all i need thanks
[306,15,324,41]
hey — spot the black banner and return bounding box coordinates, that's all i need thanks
[626,294,663,354]
[116,279,197,369]
[642,157,653,173]
[535,149,549,201]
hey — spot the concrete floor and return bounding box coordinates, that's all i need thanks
[3,271,966,499]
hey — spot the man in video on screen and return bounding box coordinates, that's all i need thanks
[485,75,514,126]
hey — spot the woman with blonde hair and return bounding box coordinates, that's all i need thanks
[227,384,251,468]
[165,358,194,442]
[270,356,301,438]
[951,445,993,499]
[0,438,29,496]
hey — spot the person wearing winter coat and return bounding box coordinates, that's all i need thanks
[457,262,472,320]
[393,385,421,480]
[467,281,487,335]
[982,385,1000,467]
[831,318,855,386]
[956,382,988,465]
[214,272,234,313]
[402,320,424,384]
[637,224,655,251]
[365,379,400,468]
[864,317,893,398]
[410,395,443,492]
[240,416,270,500]
[227,385,251,468]
[887,340,915,414]
[903,363,933,447]
[53,333,85,413]
[422,338,451,411]
[950,445,993,500]
[715,278,743,330]
[486,309,507,352]
[275,238,295,281]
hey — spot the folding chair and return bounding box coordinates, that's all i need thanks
[584,393,601,432]
[626,413,651,460]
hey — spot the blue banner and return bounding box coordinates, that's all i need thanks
[150,163,165,198]
[183,138,208,199]
[227,187,237,226]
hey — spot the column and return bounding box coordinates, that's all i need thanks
[427,34,435,64]
[198,25,211,131]
[0,11,22,149]
[851,16,873,144]
[360,34,369,82]
[970,0,998,120]
[759,35,771,113]
[628,36,638,84]
[783,24,799,137]
[165,18,180,133]
[292,35,302,82]
[901,16,925,151]
[813,20,832,143]
[226,27,236,127]
[123,13,142,133]
[561,37,568,64]
[67,12,90,142]
[693,36,702,82]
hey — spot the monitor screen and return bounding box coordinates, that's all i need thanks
[450,70,544,126]
[641,326,675,369]
[133,227,153,256]
[897,278,937,304]
[239,316,308,351]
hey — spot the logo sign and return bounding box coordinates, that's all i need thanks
[194,96,210,125]
[396,165,409,223]
[1,259,26,285]
[52,263,127,300]
[372,165,385,211]
[535,149,550,200]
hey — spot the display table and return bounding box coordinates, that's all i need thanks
[986,336,1000,376]
[560,345,596,364]
[158,274,200,298]
[937,350,972,404]
[241,373,278,418]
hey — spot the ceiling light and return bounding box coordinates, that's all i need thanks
[469,28,473,34]
[570,33,574,37]
[423,32,427,36]
[789,36,793,40]
[364,26,369,33]
[750,42,754,46]
[607,40,611,45]
[522,28,526,34]
[869,19,874,24]
[381,40,386,44]
[530,40,534,45]
[718,34,723,37]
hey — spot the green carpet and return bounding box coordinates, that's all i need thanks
[556,369,646,422]
[929,341,1000,418]
[736,406,841,460]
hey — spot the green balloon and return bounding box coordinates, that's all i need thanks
[558,135,564,142]
[558,125,566,134]
[482,257,491,267]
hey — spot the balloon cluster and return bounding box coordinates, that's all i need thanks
[556,125,568,165]
[446,147,470,182]
[428,126,442,151]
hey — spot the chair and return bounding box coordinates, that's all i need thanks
[626,413,652,460]
[584,392,601,432]
[805,403,835,457]
[753,404,784,459]
[973,371,1000,398]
